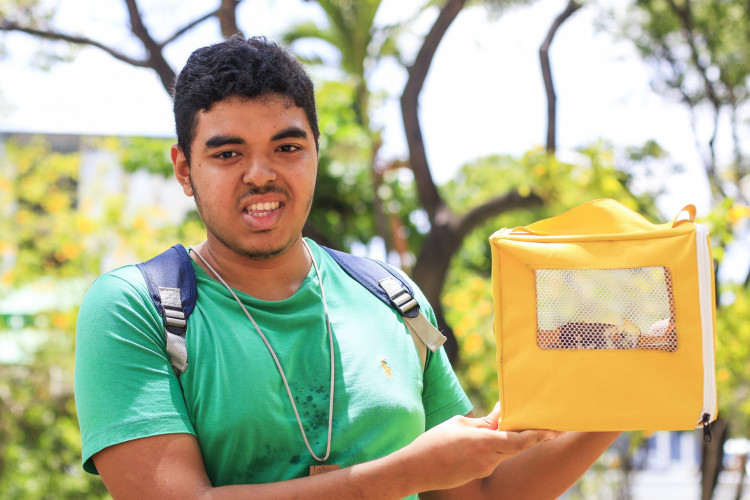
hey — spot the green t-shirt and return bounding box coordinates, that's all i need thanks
[75,239,472,491]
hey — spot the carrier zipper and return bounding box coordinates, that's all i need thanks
[702,413,712,443]
[695,223,717,432]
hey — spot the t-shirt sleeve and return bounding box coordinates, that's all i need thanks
[400,275,473,429]
[422,345,473,429]
[74,266,195,474]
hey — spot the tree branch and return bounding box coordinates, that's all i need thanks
[664,0,722,109]
[454,190,543,240]
[401,0,466,221]
[664,0,727,200]
[218,0,243,38]
[539,0,582,154]
[161,9,220,46]
[123,0,175,92]
[0,21,149,68]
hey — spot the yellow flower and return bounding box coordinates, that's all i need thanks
[52,313,69,329]
[463,332,484,356]
[44,192,70,212]
[75,214,96,235]
[467,364,485,387]
[55,242,82,262]
[133,215,150,233]
[1,270,14,286]
[476,300,493,317]
[728,203,750,223]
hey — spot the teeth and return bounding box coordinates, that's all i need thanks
[247,201,280,213]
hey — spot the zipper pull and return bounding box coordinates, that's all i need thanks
[702,413,712,443]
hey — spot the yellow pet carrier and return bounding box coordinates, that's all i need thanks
[489,199,717,435]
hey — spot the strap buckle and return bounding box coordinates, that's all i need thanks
[378,277,419,317]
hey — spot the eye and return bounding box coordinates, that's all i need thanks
[277,144,301,153]
[214,151,239,160]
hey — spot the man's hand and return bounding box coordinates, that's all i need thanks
[400,403,563,493]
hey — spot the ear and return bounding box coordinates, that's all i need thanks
[171,144,194,197]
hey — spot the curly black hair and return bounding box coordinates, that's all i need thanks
[172,35,319,164]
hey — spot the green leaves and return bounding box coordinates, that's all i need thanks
[0,135,203,497]
[117,136,176,178]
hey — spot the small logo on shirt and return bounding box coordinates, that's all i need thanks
[381,358,392,378]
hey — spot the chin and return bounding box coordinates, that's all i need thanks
[237,236,300,261]
[210,227,302,261]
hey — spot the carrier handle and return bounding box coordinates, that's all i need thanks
[503,226,544,236]
[672,204,696,228]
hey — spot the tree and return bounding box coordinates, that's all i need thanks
[539,0,582,153]
[401,0,547,359]
[617,0,750,206]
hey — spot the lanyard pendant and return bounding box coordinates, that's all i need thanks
[309,464,340,476]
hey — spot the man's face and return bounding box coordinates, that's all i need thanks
[177,94,318,261]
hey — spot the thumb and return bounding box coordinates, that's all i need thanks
[479,401,502,430]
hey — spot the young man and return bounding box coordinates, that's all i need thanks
[75,36,619,499]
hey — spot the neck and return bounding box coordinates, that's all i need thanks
[191,236,312,301]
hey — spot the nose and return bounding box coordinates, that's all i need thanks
[242,154,277,186]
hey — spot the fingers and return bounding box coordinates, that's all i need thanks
[479,402,502,430]
[493,429,564,454]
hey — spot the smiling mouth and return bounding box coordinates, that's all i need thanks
[244,201,281,216]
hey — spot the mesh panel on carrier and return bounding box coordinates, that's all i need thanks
[535,267,677,352]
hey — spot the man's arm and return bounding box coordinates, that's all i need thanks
[482,430,621,499]
[93,406,561,500]
[421,408,620,500]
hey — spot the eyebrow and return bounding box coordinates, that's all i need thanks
[202,128,308,150]
[271,127,308,142]
[203,135,245,150]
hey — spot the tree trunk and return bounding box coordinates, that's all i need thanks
[410,191,543,363]
[411,212,464,362]
[218,0,243,38]
[400,0,553,363]
[401,0,466,221]
[400,0,466,362]
[539,0,582,154]
[701,417,729,500]
[734,453,747,500]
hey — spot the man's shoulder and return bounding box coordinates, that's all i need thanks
[90,264,148,294]
[311,240,435,321]
[80,264,153,322]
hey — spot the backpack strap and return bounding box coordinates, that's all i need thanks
[321,246,447,370]
[136,244,196,376]
[136,244,444,375]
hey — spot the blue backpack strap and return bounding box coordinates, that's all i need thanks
[136,244,196,375]
[322,246,447,369]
